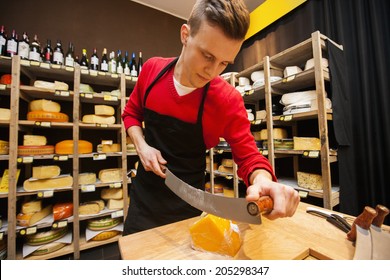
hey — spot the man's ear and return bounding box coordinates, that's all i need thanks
[181,24,190,45]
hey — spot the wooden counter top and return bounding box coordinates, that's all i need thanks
[118,202,357,260]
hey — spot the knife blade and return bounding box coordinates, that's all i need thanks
[164,168,273,224]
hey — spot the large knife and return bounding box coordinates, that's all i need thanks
[164,168,273,224]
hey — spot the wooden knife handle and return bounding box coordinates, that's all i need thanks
[372,204,389,227]
[247,196,274,216]
[347,206,377,242]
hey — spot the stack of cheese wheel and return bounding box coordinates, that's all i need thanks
[18,135,55,156]
[101,187,123,210]
[27,99,69,122]
[26,226,69,256]
[16,200,52,227]
[97,140,121,153]
[82,105,116,125]
[23,165,73,192]
[87,217,121,241]
[55,139,93,154]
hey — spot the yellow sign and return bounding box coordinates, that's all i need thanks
[246,0,307,40]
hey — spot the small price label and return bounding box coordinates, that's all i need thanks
[55,90,70,97]
[96,123,108,128]
[89,70,98,76]
[244,89,254,96]
[111,210,124,218]
[30,61,40,67]
[52,220,68,229]
[20,59,30,66]
[101,140,113,145]
[17,156,34,164]
[65,66,74,72]
[251,119,262,125]
[53,155,69,161]
[109,182,122,189]
[51,64,61,69]
[111,73,119,78]
[93,153,107,160]
[260,150,269,156]
[20,226,37,236]
[0,84,6,90]
[81,68,89,75]
[279,115,293,121]
[34,121,51,127]
[104,95,118,101]
[298,190,309,198]
[40,62,50,69]
[37,190,54,198]
[81,92,93,99]
[303,150,320,158]
[81,184,96,192]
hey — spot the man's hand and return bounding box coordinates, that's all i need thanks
[247,169,300,220]
[128,126,167,178]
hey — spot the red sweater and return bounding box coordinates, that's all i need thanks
[122,57,276,186]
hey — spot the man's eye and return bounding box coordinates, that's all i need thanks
[204,55,213,61]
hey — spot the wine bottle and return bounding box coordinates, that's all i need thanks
[90,48,99,70]
[28,34,41,62]
[108,51,116,74]
[79,48,89,69]
[137,51,143,76]
[100,48,108,72]
[18,32,30,60]
[130,52,138,77]
[124,51,130,75]
[0,25,6,56]
[6,29,18,57]
[116,50,123,74]
[53,40,64,65]
[65,42,75,67]
[42,39,53,63]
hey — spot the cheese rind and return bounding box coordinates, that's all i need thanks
[79,202,101,215]
[189,214,241,257]
[29,99,61,113]
[17,205,53,227]
[53,202,73,221]
[91,230,120,241]
[27,111,69,122]
[25,226,68,246]
[0,108,11,120]
[55,140,93,154]
[18,145,55,156]
[21,200,42,214]
[253,128,288,141]
[101,187,123,199]
[31,242,66,256]
[297,171,323,190]
[107,198,124,210]
[78,172,97,185]
[87,217,120,231]
[32,165,61,179]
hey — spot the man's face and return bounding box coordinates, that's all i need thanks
[179,21,243,88]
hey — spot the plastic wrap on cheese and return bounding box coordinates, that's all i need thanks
[189,214,241,257]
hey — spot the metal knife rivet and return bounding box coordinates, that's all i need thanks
[247,202,260,216]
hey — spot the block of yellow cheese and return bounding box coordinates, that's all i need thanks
[0,108,11,120]
[82,114,115,125]
[107,198,124,210]
[0,140,9,155]
[293,137,321,151]
[21,200,43,214]
[253,128,288,141]
[101,187,123,199]
[98,168,122,183]
[297,171,323,190]
[78,172,97,185]
[32,165,61,179]
[23,175,73,191]
[29,99,61,113]
[189,214,241,257]
[17,204,53,227]
[94,105,115,116]
[23,135,47,146]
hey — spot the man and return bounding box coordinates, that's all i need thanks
[122,0,299,235]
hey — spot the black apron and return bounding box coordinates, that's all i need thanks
[123,58,209,235]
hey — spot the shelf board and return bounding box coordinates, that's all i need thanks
[273,110,333,123]
[18,120,74,129]
[20,85,74,102]
[79,123,122,130]
[0,119,10,127]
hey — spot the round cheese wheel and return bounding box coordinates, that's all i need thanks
[55,140,93,154]
[0,140,9,155]
[16,212,34,227]
[31,242,66,256]
[27,111,69,122]
[25,227,68,246]
[0,74,12,85]
[53,202,73,221]
[87,217,120,231]
[17,145,55,156]
[91,230,120,241]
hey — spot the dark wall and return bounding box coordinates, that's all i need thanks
[0,0,185,61]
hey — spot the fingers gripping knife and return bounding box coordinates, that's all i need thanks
[164,168,273,224]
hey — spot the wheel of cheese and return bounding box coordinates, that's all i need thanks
[16,212,34,227]
[31,242,66,256]
[55,140,93,154]
[0,140,9,155]
[90,230,120,241]
[87,217,120,231]
[25,227,68,246]
[29,99,61,113]
[27,111,69,122]
[18,145,55,156]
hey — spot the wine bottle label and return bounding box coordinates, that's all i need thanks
[0,37,6,48]
[29,51,40,62]
[53,52,64,64]
[124,65,130,75]
[101,61,108,71]
[91,56,99,65]
[117,65,123,74]
[109,61,116,73]
[65,56,74,67]
[18,42,30,59]
[131,69,138,77]
[6,40,17,54]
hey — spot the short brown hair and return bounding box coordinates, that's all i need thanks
[188,0,250,40]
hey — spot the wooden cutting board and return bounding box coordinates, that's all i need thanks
[118,202,356,260]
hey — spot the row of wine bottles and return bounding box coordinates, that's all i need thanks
[0,26,143,77]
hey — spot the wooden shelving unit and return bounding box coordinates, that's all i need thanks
[0,55,136,259]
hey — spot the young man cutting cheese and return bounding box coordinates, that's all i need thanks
[121,0,300,235]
